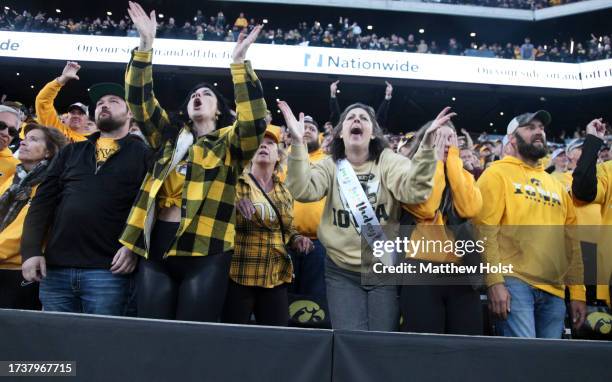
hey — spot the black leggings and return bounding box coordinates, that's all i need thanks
[0,269,41,310]
[137,221,231,322]
[400,284,483,335]
[222,280,289,326]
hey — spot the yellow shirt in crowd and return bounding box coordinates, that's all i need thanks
[0,147,19,189]
[474,156,585,302]
[96,137,119,168]
[0,176,38,270]
[402,146,483,263]
[231,171,298,288]
[291,147,327,239]
[35,79,88,143]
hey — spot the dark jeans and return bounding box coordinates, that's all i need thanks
[0,269,41,310]
[289,239,327,298]
[223,279,289,326]
[39,267,132,315]
[400,284,483,335]
[137,220,231,322]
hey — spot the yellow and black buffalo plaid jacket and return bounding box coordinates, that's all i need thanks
[119,49,267,258]
[230,171,298,288]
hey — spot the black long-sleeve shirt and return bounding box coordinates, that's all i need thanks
[572,134,603,203]
[21,133,152,268]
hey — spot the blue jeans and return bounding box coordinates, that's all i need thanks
[496,277,566,338]
[325,257,399,331]
[39,267,132,316]
[289,239,327,298]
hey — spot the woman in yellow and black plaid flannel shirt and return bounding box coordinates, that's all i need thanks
[223,126,313,326]
[119,3,267,322]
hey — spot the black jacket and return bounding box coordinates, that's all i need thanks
[21,132,153,268]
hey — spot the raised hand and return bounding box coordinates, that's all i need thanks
[277,101,305,144]
[57,61,81,86]
[127,1,157,51]
[232,24,262,64]
[422,106,457,148]
[330,80,340,98]
[384,81,393,99]
[585,118,606,140]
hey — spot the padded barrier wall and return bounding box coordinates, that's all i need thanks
[1,309,611,382]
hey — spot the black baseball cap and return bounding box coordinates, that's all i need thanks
[88,83,125,105]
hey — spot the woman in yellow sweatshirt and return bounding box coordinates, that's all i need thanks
[400,122,484,335]
[0,124,67,309]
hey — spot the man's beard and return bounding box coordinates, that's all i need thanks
[515,133,547,161]
[97,114,125,133]
[305,136,320,153]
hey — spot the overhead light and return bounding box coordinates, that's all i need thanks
[106,11,113,16]
[337,90,340,94]
[263,19,268,24]
[274,86,279,90]
[499,112,504,116]
[213,82,218,86]
[4,7,9,10]
[56,9,61,13]
[451,97,456,101]
[30,85,34,89]
[599,37,603,42]
[87,88,90,91]
[367,25,373,30]
[540,96,546,102]
[276,98,280,102]
[570,40,574,54]
[544,45,547,50]
[470,32,476,38]
[418,29,425,34]
[489,122,494,126]
[277,109,281,113]
[159,13,164,19]
[16,72,20,76]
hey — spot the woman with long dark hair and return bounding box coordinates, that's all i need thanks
[280,101,453,330]
[0,124,67,309]
[119,2,267,321]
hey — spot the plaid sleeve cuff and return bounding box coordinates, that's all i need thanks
[231,60,259,83]
[132,49,153,63]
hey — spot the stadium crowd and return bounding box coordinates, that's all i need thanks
[1,2,611,340]
[1,6,611,62]
[424,0,582,10]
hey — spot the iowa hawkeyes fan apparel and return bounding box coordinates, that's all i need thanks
[474,155,585,302]
[286,143,436,273]
[230,172,298,288]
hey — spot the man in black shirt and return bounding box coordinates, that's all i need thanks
[21,83,152,315]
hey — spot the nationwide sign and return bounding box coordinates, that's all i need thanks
[1,31,611,90]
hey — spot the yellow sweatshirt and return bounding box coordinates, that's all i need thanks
[474,156,585,301]
[402,146,483,263]
[286,143,436,272]
[0,147,19,189]
[35,80,87,143]
[0,176,39,270]
[292,147,327,239]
